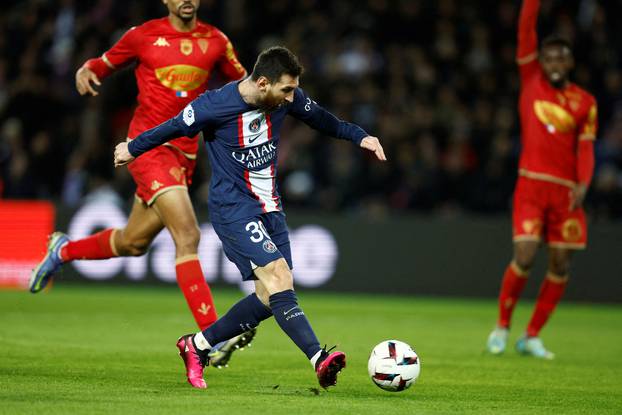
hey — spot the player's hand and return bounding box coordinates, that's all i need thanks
[569,183,588,211]
[75,66,101,96]
[114,140,135,167]
[360,136,387,161]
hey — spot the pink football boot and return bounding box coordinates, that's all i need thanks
[176,334,208,388]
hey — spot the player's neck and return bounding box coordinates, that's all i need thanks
[168,15,197,32]
[238,78,260,107]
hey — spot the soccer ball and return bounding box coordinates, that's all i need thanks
[368,340,420,392]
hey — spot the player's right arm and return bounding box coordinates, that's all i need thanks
[76,27,141,96]
[114,93,215,166]
[516,0,541,80]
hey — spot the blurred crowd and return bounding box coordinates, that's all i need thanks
[1,0,621,219]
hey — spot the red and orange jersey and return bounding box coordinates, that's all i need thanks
[515,0,597,188]
[84,17,246,158]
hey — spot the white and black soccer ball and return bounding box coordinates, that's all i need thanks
[368,340,420,392]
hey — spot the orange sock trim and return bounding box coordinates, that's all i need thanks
[497,262,529,328]
[175,258,218,330]
[526,272,568,337]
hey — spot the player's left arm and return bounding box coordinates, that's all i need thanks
[571,100,598,210]
[215,32,247,81]
[288,88,386,161]
[114,94,215,166]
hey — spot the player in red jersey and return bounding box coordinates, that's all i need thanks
[486,0,597,359]
[30,0,254,366]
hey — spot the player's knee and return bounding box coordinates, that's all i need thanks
[549,258,570,277]
[172,225,200,253]
[514,251,536,271]
[263,261,293,292]
[513,257,532,272]
[119,236,151,256]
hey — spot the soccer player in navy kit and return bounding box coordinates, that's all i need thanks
[114,46,386,389]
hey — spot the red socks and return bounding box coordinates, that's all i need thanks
[175,255,218,330]
[497,262,529,328]
[60,229,117,261]
[526,273,567,337]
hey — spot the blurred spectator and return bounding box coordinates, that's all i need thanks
[0,0,620,220]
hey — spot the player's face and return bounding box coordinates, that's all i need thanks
[540,45,574,89]
[258,74,299,112]
[163,0,199,22]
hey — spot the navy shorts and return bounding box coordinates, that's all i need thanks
[212,212,293,281]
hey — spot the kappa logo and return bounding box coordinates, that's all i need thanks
[151,180,163,191]
[153,37,170,47]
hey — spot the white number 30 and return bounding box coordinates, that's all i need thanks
[245,221,270,243]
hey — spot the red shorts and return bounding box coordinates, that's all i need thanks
[512,177,587,249]
[127,145,196,206]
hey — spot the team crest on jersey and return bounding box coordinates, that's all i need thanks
[180,39,193,55]
[249,116,263,133]
[198,39,209,54]
[262,240,277,253]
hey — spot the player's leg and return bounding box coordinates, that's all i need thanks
[527,247,571,337]
[517,183,586,359]
[151,188,218,329]
[487,177,543,354]
[516,248,571,360]
[29,197,163,293]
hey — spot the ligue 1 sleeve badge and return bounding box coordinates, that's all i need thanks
[262,240,277,253]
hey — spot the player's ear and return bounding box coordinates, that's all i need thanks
[256,76,271,91]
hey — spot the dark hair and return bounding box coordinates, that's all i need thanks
[541,35,573,54]
[250,46,304,83]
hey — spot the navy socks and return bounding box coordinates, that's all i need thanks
[201,293,272,347]
[269,289,321,360]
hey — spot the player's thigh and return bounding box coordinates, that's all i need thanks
[127,145,194,206]
[512,178,546,245]
[545,185,587,250]
[122,197,165,248]
[513,240,540,270]
[212,216,287,282]
[151,187,200,239]
[262,212,293,270]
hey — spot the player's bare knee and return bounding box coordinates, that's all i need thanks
[171,225,200,254]
[261,261,293,292]
[513,254,535,272]
[119,237,150,256]
[549,258,570,277]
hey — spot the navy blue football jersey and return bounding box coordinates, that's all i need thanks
[128,80,368,223]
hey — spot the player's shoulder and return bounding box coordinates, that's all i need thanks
[571,83,597,107]
[133,17,168,33]
[195,82,242,111]
[195,20,229,40]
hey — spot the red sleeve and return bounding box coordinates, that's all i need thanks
[82,26,140,79]
[577,102,598,185]
[215,31,247,81]
[516,0,540,81]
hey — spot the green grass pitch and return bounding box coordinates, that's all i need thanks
[1,286,620,414]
